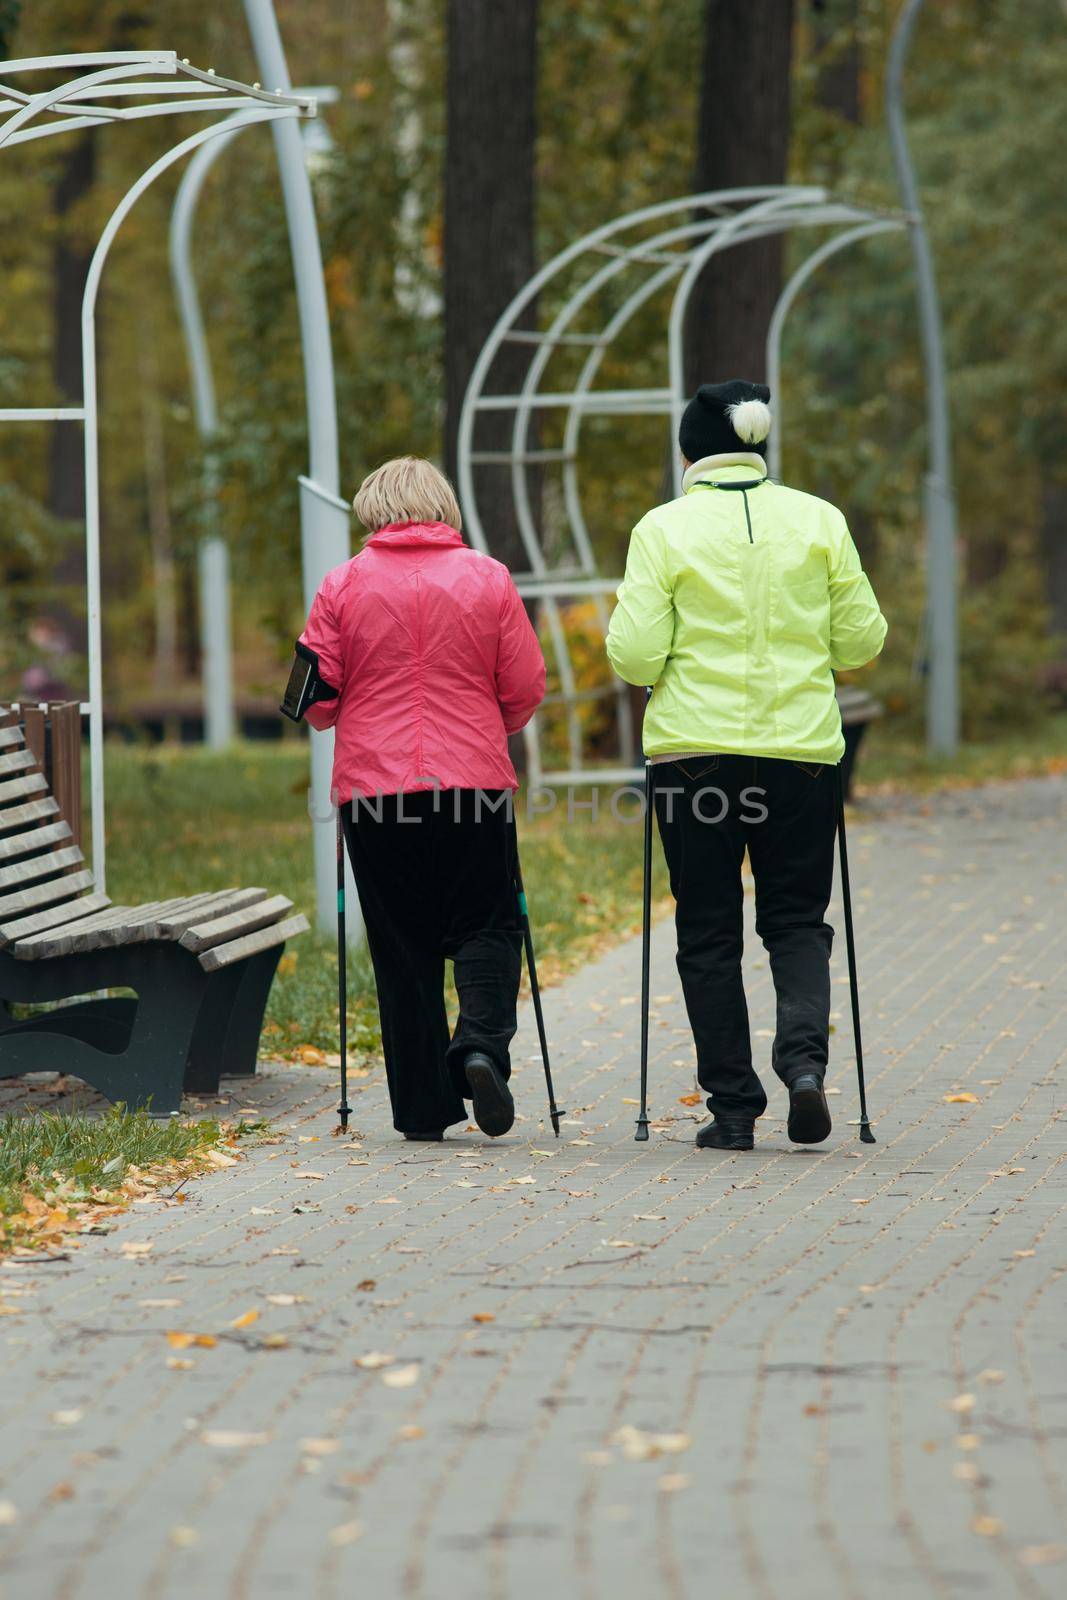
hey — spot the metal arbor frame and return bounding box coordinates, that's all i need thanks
[0,49,349,930]
[169,84,339,754]
[458,186,909,788]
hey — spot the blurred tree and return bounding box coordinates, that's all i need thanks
[0,1,19,54]
[443,0,538,569]
[687,0,796,389]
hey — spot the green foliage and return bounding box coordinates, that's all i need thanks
[0,1,20,55]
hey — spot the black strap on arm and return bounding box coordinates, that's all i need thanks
[279,640,341,723]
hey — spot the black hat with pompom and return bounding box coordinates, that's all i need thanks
[679,379,773,463]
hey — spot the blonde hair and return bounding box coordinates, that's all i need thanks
[352,456,462,534]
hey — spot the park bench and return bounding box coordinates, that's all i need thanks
[0,705,308,1114]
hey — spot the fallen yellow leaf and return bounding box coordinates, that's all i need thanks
[166,1331,217,1350]
[944,1093,980,1104]
[230,1308,260,1330]
[382,1363,420,1388]
[354,1350,394,1369]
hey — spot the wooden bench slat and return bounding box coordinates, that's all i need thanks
[0,819,73,863]
[0,726,25,751]
[154,888,268,939]
[179,893,294,954]
[0,749,37,777]
[0,891,111,947]
[199,912,310,972]
[12,892,237,959]
[0,772,47,807]
[10,898,174,959]
[0,844,83,892]
[0,797,60,835]
[0,868,94,920]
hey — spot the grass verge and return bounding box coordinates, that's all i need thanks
[0,1106,235,1256]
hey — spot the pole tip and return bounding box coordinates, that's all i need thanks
[634,1118,650,1143]
[859,1122,876,1144]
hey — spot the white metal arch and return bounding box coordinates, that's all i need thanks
[457,186,909,787]
[765,219,906,480]
[0,52,316,891]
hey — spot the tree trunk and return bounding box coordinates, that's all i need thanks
[443,0,538,573]
[1040,483,1067,647]
[137,331,180,706]
[686,0,796,393]
[43,128,97,674]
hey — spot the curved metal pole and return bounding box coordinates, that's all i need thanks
[887,0,959,755]
[170,122,242,751]
[766,220,905,479]
[243,0,356,940]
[81,107,297,891]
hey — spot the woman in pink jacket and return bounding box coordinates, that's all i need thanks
[300,457,546,1142]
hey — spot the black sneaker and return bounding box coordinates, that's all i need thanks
[695,1118,754,1151]
[787,1074,832,1144]
[464,1052,515,1137]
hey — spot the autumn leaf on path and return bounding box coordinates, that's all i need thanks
[354,1351,394,1369]
[382,1363,420,1388]
[201,1430,271,1449]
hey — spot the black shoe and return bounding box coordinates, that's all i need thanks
[464,1051,515,1137]
[403,1130,444,1142]
[788,1074,832,1144]
[695,1118,754,1151]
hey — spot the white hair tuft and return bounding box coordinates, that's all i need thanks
[726,398,772,445]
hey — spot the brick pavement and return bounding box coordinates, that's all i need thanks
[0,777,1065,1600]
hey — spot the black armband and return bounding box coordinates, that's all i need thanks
[279,641,341,723]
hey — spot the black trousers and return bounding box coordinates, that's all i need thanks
[341,790,522,1133]
[653,755,838,1122]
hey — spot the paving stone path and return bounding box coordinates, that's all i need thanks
[1,777,1065,1600]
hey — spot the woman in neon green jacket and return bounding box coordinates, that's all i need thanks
[607,380,886,1153]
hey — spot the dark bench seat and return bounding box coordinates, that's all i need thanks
[0,722,308,1114]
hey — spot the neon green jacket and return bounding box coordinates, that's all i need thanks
[606,455,887,765]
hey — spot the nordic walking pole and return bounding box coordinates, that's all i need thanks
[336,807,351,1132]
[635,688,654,1142]
[836,764,875,1144]
[512,822,563,1136]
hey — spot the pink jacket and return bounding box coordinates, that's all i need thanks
[300,521,546,800]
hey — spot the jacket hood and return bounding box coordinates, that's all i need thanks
[367,521,464,548]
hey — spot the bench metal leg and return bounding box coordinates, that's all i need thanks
[183,964,245,1096]
[220,944,284,1079]
[0,945,209,1115]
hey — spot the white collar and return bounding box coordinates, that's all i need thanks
[682,452,768,492]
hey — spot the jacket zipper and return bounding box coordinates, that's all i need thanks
[740,488,754,544]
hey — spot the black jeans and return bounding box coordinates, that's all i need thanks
[341,790,522,1133]
[654,755,837,1122]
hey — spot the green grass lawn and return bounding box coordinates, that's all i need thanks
[853,712,1067,793]
[102,740,666,1060]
